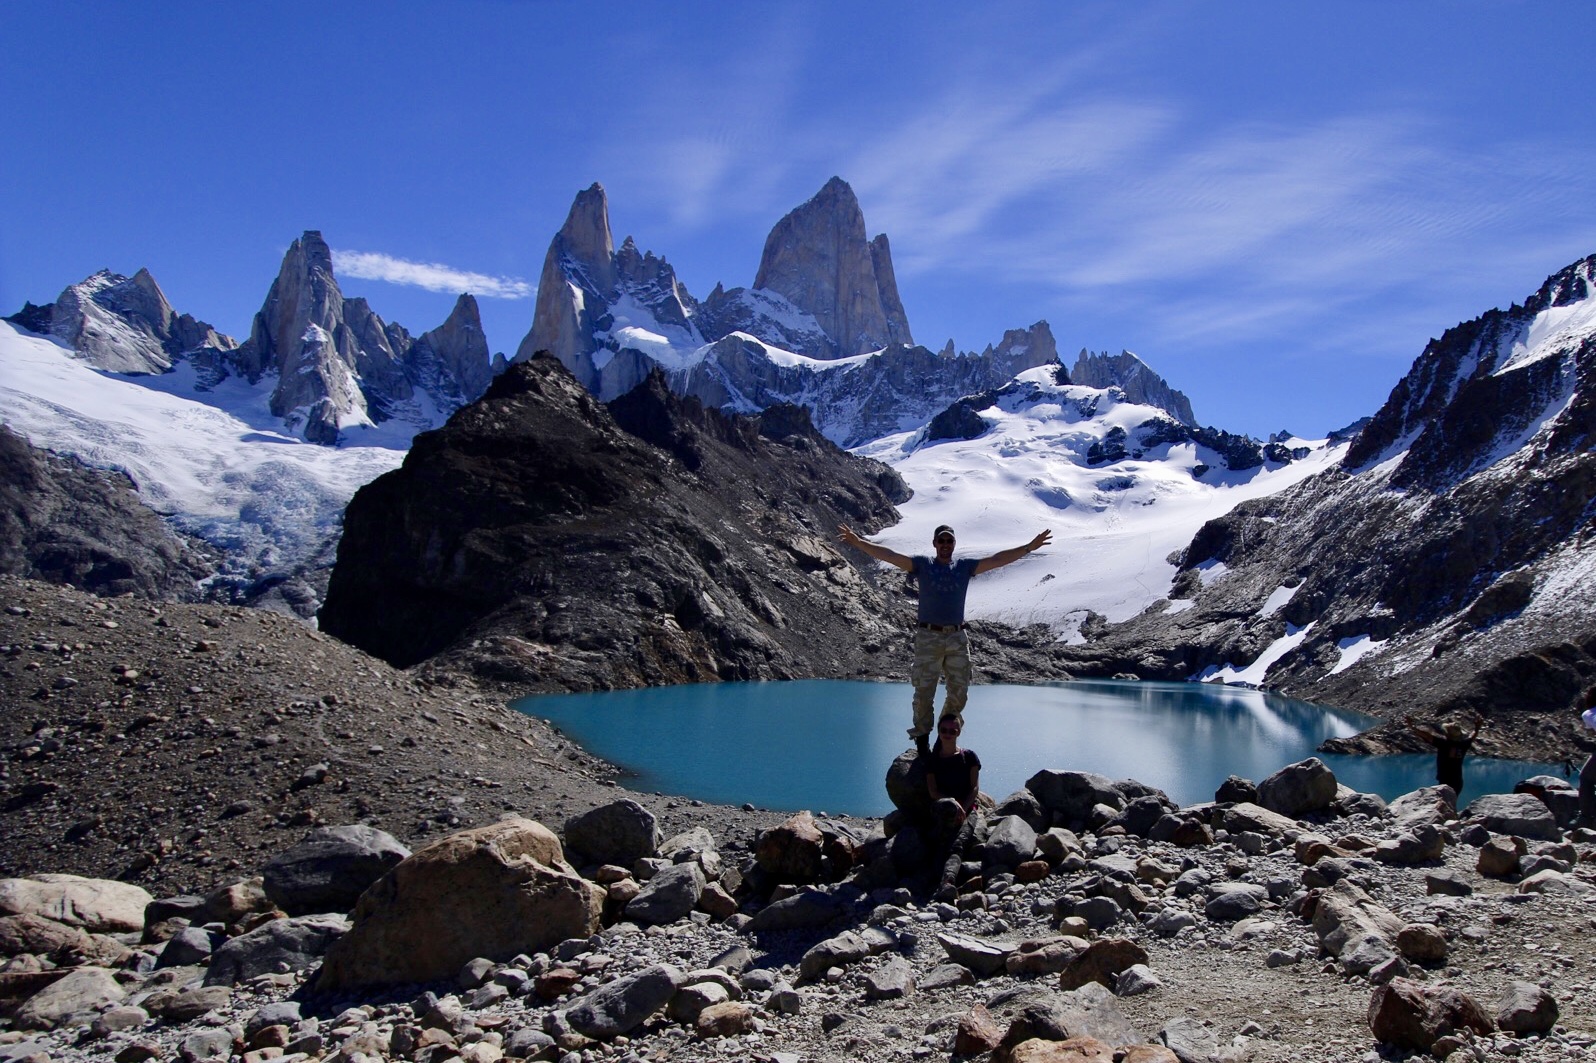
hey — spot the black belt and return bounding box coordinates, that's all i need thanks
[917,621,966,632]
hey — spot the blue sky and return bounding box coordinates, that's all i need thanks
[5,0,1595,437]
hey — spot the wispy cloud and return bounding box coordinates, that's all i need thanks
[331,250,533,299]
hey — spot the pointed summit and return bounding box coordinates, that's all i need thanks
[753,177,913,358]
[517,183,703,398]
[407,293,494,406]
[556,182,618,293]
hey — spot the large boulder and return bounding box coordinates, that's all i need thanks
[1256,758,1338,818]
[204,914,349,986]
[885,752,932,819]
[1057,938,1149,991]
[0,914,99,962]
[625,863,704,925]
[314,818,604,992]
[744,888,843,933]
[1387,786,1457,832]
[980,816,1038,869]
[755,811,825,884]
[563,800,660,867]
[1462,793,1560,841]
[0,875,152,933]
[1218,802,1301,838]
[261,825,411,916]
[994,981,1144,1052]
[11,966,125,1030]
[1026,771,1125,826]
[1311,880,1404,975]
[561,964,684,1041]
[1495,981,1558,1034]
[1367,977,1492,1051]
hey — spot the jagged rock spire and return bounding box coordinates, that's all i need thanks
[753,177,913,358]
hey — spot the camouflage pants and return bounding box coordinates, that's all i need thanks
[910,626,971,738]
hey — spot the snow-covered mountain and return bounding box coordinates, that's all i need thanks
[11,234,500,447]
[0,319,406,612]
[515,179,1059,446]
[0,177,1317,636]
[853,364,1342,638]
[1058,254,1596,739]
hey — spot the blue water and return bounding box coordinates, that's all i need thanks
[513,679,1570,817]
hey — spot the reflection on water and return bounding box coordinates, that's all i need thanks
[513,679,1568,817]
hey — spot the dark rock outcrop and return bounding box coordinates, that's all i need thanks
[0,427,212,598]
[318,355,908,685]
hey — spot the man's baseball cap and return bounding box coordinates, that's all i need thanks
[933,525,956,540]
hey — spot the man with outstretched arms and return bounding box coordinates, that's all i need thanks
[837,522,1052,755]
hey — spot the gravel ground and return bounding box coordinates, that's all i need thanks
[0,576,790,895]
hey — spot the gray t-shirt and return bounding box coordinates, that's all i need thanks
[912,556,979,626]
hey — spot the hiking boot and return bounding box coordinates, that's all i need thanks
[914,733,930,757]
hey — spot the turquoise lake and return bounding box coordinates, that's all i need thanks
[513,679,1569,817]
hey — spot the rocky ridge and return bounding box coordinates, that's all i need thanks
[746,175,914,359]
[1069,351,1197,428]
[5,270,236,379]
[0,429,213,602]
[232,233,496,445]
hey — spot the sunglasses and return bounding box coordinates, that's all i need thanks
[935,536,955,545]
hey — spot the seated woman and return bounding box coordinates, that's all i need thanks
[926,713,981,898]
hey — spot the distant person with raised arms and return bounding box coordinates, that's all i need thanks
[1576,685,1596,829]
[1405,711,1485,797]
[838,521,1052,754]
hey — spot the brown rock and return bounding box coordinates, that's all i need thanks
[535,967,583,1001]
[1058,938,1149,991]
[1367,976,1493,1051]
[755,811,825,884]
[1395,923,1448,966]
[1477,836,1525,878]
[954,1004,1005,1056]
[1170,820,1213,848]
[0,875,152,933]
[1120,1047,1180,1063]
[605,880,641,905]
[694,1000,755,1039]
[696,882,738,921]
[0,913,96,960]
[314,818,603,992]
[1006,936,1086,976]
[1015,860,1051,883]
[204,878,272,926]
[1009,1036,1115,1062]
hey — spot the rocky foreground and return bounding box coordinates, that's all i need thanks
[1,766,1593,1063]
[1,576,1594,1063]
[3,576,1596,1063]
